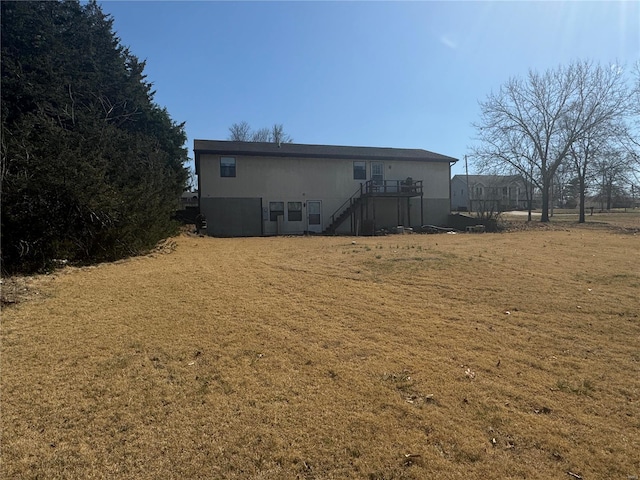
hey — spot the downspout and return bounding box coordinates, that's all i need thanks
[195,151,202,214]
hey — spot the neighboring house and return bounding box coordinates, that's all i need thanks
[194,140,458,236]
[451,174,533,212]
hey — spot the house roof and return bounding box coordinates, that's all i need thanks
[452,174,523,184]
[194,140,458,163]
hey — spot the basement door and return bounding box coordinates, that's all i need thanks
[307,200,322,233]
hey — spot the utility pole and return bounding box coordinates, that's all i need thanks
[465,155,472,213]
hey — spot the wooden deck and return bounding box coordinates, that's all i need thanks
[363,179,423,197]
[325,179,425,234]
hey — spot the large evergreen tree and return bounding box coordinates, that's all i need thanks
[1,1,188,273]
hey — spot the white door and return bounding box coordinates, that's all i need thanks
[307,200,322,233]
[371,162,384,191]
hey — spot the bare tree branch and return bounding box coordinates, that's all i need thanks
[227,121,293,144]
[250,128,270,142]
[228,121,252,142]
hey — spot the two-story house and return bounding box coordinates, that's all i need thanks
[451,174,533,212]
[194,140,458,236]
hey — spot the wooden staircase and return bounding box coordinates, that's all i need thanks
[323,195,365,234]
[323,180,424,235]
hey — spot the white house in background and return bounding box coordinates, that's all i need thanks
[451,174,532,212]
[194,140,458,236]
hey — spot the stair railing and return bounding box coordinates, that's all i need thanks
[329,183,364,227]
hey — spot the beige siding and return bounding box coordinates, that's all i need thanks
[199,154,451,234]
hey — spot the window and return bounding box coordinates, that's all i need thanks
[269,202,284,221]
[503,187,508,196]
[220,156,236,177]
[475,186,483,197]
[287,202,302,221]
[353,161,366,180]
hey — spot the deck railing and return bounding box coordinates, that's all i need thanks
[365,179,423,195]
[326,179,424,232]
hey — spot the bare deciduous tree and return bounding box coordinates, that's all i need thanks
[228,121,252,141]
[569,63,633,221]
[473,61,632,222]
[250,128,270,142]
[472,129,539,221]
[568,125,622,222]
[594,149,634,210]
[186,162,197,191]
[626,62,640,185]
[227,122,293,144]
[270,123,292,144]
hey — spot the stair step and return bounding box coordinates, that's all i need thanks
[326,192,367,234]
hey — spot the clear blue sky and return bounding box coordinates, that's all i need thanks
[99,1,640,177]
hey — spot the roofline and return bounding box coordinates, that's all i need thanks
[195,148,457,163]
[194,140,458,164]
[451,174,525,180]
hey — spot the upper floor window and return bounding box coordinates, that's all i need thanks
[353,161,366,180]
[220,156,236,177]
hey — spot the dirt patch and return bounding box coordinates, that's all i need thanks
[1,275,49,306]
[500,210,640,234]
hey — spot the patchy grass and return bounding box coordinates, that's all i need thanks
[502,209,640,232]
[2,221,639,479]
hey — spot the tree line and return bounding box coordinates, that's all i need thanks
[1,1,188,273]
[472,60,639,222]
[227,121,293,144]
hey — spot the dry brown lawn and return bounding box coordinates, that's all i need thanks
[2,214,639,479]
